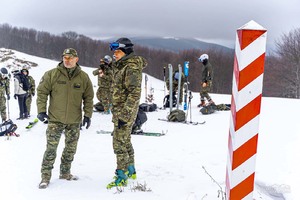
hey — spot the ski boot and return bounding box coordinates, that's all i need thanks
[197,100,206,108]
[126,165,137,180]
[107,169,128,189]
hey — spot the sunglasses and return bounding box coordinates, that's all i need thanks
[109,42,126,51]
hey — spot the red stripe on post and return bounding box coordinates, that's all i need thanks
[230,173,255,200]
[237,30,266,50]
[232,134,258,170]
[235,94,262,131]
[238,53,265,90]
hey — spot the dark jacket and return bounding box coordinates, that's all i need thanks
[37,62,94,124]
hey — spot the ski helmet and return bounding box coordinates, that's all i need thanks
[109,37,134,54]
[0,67,9,79]
[11,66,20,74]
[198,54,209,62]
[103,55,112,64]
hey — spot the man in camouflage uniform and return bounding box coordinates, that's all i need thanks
[37,48,94,189]
[0,67,10,122]
[92,55,113,114]
[197,54,215,107]
[106,38,147,189]
[21,67,35,116]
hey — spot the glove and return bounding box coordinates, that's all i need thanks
[118,119,127,129]
[37,112,49,123]
[14,94,18,99]
[7,94,10,100]
[32,93,35,97]
[82,116,91,129]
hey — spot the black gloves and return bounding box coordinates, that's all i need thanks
[32,93,35,97]
[82,116,91,129]
[14,94,18,99]
[118,119,127,129]
[37,112,49,123]
[6,94,10,100]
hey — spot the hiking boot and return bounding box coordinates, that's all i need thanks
[126,165,137,180]
[38,180,49,189]
[107,169,128,189]
[59,174,79,181]
[197,100,206,107]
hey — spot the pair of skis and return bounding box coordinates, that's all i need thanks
[96,130,166,137]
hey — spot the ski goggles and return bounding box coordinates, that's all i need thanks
[109,42,126,51]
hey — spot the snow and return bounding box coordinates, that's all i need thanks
[0,49,299,200]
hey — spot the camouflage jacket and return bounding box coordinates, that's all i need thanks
[27,75,35,96]
[0,78,10,97]
[92,63,113,89]
[111,53,147,124]
[37,62,94,124]
[201,61,213,83]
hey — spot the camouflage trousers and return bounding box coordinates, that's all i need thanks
[26,94,32,115]
[0,96,7,121]
[112,122,135,171]
[200,81,212,102]
[41,122,80,181]
[97,87,112,112]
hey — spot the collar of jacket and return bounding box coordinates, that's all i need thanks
[115,53,135,69]
[57,62,81,78]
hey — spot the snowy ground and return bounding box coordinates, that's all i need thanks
[0,49,299,200]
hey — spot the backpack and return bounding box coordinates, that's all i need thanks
[18,73,30,91]
[132,107,148,133]
[0,119,18,137]
[139,103,157,112]
[163,94,177,108]
[167,109,186,122]
[200,105,216,115]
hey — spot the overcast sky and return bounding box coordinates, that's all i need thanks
[0,0,299,49]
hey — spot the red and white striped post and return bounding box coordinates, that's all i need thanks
[225,20,267,199]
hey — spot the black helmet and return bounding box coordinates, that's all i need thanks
[110,37,134,55]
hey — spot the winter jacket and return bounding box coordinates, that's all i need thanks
[0,78,10,97]
[92,63,113,89]
[37,62,94,124]
[201,61,213,83]
[111,53,147,124]
[14,73,27,95]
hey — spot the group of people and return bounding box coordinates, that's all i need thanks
[36,37,147,190]
[0,66,35,122]
[165,53,215,108]
[1,37,215,190]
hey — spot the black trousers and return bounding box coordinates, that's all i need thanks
[17,94,28,117]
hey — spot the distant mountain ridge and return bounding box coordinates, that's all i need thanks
[104,37,233,53]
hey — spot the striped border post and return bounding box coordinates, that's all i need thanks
[226,20,267,199]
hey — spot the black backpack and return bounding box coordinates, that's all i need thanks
[163,94,177,108]
[18,73,30,91]
[0,119,18,137]
[139,103,157,112]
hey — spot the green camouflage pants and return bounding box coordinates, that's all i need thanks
[41,122,80,181]
[112,122,135,171]
[26,94,32,115]
[97,87,112,112]
[200,81,212,102]
[0,96,7,121]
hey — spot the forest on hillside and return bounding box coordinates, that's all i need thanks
[1,23,300,98]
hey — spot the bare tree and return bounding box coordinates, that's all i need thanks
[275,28,300,98]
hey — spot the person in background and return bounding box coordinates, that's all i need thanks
[106,38,147,189]
[21,67,35,117]
[92,55,113,114]
[197,54,215,107]
[166,68,185,105]
[0,67,10,122]
[36,48,94,189]
[11,66,28,119]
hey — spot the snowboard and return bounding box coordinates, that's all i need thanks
[96,130,166,137]
[26,118,39,129]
